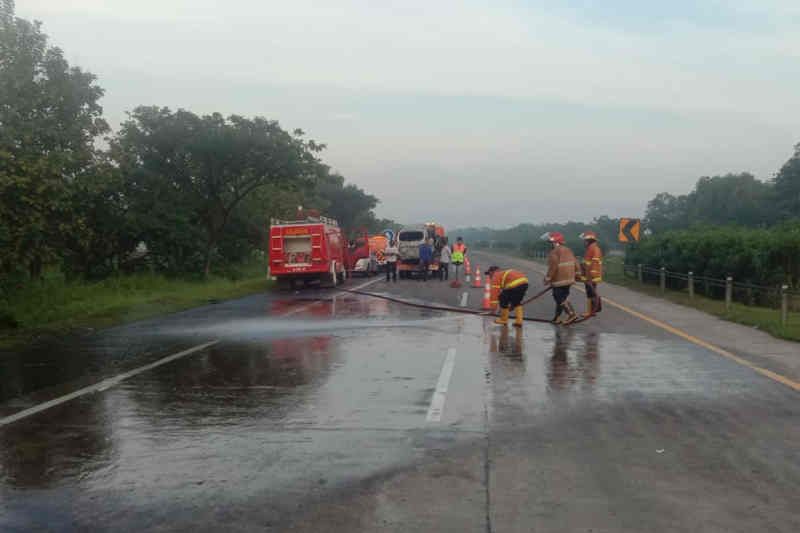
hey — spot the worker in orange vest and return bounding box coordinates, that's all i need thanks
[485,266,529,327]
[543,231,579,324]
[579,231,603,318]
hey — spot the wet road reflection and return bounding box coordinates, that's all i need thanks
[547,329,600,392]
[2,285,799,532]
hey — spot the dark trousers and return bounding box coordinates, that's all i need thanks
[419,260,430,281]
[439,262,449,280]
[585,282,602,312]
[552,285,571,316]
[499,283,528,309]
[385,262,396,282]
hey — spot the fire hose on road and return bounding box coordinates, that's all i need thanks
[341,286,592,325]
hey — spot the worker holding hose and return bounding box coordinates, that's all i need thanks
[485,266,529,328]
[579,231,603,318]
[542,231,579,325]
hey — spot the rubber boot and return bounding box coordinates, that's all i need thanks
[582,296,594,318]
[564,302,579,324]
[513,306,524,328]
[551,305,564,325]
[494,307,510,325]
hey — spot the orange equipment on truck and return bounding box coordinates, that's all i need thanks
[268,210,347,289]
[347,229,379,276]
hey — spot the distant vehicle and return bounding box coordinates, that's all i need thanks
[347,229,378,276]
[347,232,390,276]
[268,210,347,289]
[397,222,446,278]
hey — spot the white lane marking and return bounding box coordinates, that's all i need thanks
[460,292,469,307]
[1,276,384,428]
[0,341,219,427]
[426,347,457,423]
[350,277,383,291]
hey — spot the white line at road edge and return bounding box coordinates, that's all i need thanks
[1,277,384,428]
[426,347,457,423]
[0,341,219,428]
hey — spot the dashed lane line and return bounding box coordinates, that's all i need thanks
[426,347,457,423]
[460,291,469,307]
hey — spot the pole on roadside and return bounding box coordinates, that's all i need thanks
[660,267,666,295]
[725,276,733,312]
[781,285,788,327]
[638,264,643,283]
[688,271,694,301]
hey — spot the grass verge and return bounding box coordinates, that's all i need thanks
[0,263,271,348]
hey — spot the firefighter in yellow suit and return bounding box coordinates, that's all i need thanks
[579,231,603,318]
[486,266,529,327]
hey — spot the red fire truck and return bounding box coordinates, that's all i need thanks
[268,211,347,289]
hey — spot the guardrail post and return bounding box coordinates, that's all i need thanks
[688,272,694,300]
[637,264,643,283]
[781,285,788,327]
[725,276,733,311]
[659,267,666,295]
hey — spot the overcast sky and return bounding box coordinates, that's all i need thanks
[18,0,800,228]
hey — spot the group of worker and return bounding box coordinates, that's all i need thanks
[381,236,468,282]
[487,231,603,327]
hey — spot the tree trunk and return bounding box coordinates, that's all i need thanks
[203,244,212,279]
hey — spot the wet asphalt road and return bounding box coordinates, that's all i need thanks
[1,252,799,532]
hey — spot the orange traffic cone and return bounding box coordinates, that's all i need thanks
[473,265,482,288]
[482,278,493,310]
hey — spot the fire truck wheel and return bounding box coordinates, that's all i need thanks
[325,261,339,288]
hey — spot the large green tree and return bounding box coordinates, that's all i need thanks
[112,107,322,276]
[686,173,775,227]
[0,0,108,278]
[774,143,800,219]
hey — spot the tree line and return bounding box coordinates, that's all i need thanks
[630,146,800,286]
[457,216,621,257]
[459,144,800,287]
[0,1,392,293]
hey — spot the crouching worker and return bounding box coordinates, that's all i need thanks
[542,231,579,324]
[485,266,529,328]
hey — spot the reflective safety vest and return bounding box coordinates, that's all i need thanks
[451,242,466,263]
[580,242,603,283]
[490,269,529,305]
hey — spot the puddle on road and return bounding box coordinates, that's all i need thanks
[0,293,784,503]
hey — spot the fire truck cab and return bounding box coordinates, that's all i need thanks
[268,212,346,289]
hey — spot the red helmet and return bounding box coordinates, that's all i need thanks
[580,231,597,241]
[547,231,565,244]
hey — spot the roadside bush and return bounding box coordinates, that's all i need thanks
[626,222,800,287]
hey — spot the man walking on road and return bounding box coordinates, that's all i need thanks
[451,237,467,281]
[384,239,398,282]
[418,239,433,281]
[485,266,529,327]
[439,237,451,281]
[543,231,579,324]
[579,231,603,318]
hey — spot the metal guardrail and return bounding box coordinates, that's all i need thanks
[526,250,796,327]
[623,263,798,327]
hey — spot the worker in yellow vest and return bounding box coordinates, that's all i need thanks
[485,266,529,327]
